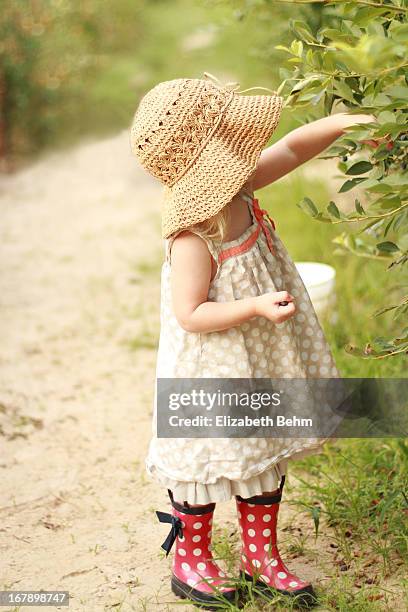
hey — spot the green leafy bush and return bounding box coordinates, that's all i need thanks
[274,0,407,359]
[0,0,142,165]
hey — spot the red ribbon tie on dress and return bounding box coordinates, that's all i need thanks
[252,197,276,255]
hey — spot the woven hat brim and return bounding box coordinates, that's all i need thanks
[161,92,283,239]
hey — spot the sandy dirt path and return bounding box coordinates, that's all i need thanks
[0,133,359,612]
[0,132,251,612]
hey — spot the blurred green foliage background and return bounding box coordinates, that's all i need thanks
[1,0,311,161]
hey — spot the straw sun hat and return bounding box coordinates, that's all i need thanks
[130,72,283,239]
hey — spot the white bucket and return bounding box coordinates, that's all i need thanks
[294,261,337,322]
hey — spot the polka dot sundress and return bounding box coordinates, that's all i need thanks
[145,185,341,504]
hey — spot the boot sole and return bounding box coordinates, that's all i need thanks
[241,571,318,608]
[171,574,238,610]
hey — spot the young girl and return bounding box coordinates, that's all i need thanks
[130,73,374,609]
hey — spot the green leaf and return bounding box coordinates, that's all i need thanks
[327,201,341,218]
[362,93,392,107]
[372,336,397,351]
[355,199,365,215]
[298,197,319,217]
[275,45,291,54]
[345,161,373,176]
[367,182,394,194]
[290,39,303,57]
[344,344,369,358]
[377,110,398,124]
[339,178,366,193]
[385,85,408,100]
[388,21,408,43]
[343,128,373,141]
[291,76,322,94]
[352,6,390,26]
[373,304,399,317]
[290,20,316,45]
[376,241,400,253]
[320,28,354,43]
[310,506,320,538]
[324,93,334,115]
[334,80,356,104]
[375,122,406,137]
[382,174,408,187]
[297,90,324,103]
[384,217,394,237]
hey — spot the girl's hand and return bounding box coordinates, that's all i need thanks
[254,291,296,324]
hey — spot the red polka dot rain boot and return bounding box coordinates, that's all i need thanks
[236,477,317,607]
[156,489,238,610]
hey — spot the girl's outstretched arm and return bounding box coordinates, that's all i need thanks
[252,112,376,191]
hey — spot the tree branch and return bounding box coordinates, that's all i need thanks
[329,202,408,224]
[271,0,408,13]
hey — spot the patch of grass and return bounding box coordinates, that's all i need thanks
[292,440,408,564]
[283,439,408,610]
[213,524,240,575]
[285,530,310,558]
[314,576,394,611]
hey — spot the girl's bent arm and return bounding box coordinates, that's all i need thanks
[170,232,295,333]
[170,231,258,333]
[252,112,376,191]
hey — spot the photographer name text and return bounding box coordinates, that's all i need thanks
[168,415,312,428]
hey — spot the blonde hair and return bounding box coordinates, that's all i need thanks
[190,202,232,244]
[172,179,253,245]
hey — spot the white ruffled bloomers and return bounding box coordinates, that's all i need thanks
[146,444,326,505]
[146,458,286,505]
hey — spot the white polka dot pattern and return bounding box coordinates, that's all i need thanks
[236,495,313,594]
[146,190,342,504]
[172,504,235,596]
